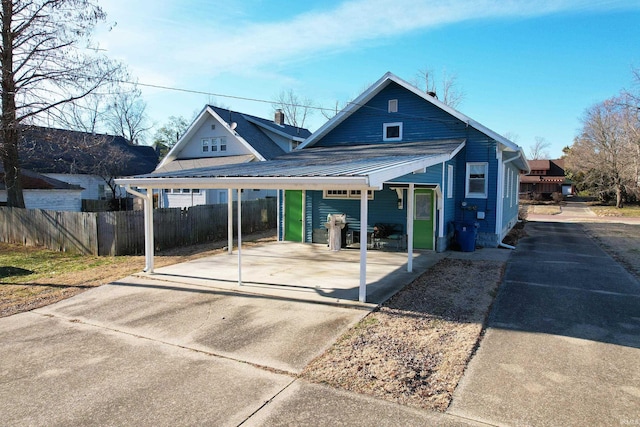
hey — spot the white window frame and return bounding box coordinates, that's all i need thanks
[202,139,209,152]
[465,162,488,199]
[383,122,402,142]
[388,99,398,113]
[323,189,374,200]
[219,137,227,152]
[447,165,454,199]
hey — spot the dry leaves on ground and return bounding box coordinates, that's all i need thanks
[302,258,505,412]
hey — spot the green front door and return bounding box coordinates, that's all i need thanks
[413,189,434,250]
[284,190,303,242]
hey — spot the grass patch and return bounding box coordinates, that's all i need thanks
[529,205,562,215]
[589,205,640,217]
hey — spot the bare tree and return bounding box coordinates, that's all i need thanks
[413,67,465,108]
[271,89,315,128]
[105,86,151,145]
[1,0,120,207]
[566,97,636,208]
[528,136,551,160]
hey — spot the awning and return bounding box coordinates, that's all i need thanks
[115,139,466,190]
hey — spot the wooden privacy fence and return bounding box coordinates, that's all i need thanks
[0,198,276,256]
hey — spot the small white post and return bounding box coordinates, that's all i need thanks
[276,189,281,242]
[227,188,233,254]
[407,184,414,273]
[359,191,368,303]
[144,187,155,273]
[237,188,242,286]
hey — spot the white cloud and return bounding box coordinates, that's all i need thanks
[97,0,640,88]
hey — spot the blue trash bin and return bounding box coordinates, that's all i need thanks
[454,221,478,252]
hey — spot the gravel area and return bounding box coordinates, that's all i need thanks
[302,258,505,412]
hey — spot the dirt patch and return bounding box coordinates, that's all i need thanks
[302,258,505,412]
[0,230,276,318]
[582,223,640,280]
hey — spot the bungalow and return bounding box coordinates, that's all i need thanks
[156,105,311,208]
[115,72,529,302]
[520,159,573,198]
[19,126,158,203]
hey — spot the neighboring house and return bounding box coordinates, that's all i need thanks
[155,105,311,208]
[118,72,530,252]
[18,126,158,202]
[520,159,573,198]
[0,164,84,211]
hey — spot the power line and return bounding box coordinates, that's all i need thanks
[115,79,461,125]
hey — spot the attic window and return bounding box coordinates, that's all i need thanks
[202,139,209,152]
[383,122,402,141]
[388,99,398,113]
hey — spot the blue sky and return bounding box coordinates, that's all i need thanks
[96,0,640,158]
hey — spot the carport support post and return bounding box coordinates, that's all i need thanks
[407,184,414,273]
[359,191,368,303]
[227,188,233,254]
[144,187,154,273]
[237,188,242,286]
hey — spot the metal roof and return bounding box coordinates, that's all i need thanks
[116,139,465,190]
[153,155,255,173]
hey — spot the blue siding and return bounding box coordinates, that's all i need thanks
[307,186,408,242]
[501,161,520,236]
[315,82,468,147]
[292,79,515,249]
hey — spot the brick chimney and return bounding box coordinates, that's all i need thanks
[275,109,285,125]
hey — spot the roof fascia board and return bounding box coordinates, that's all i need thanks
[300,72,524,158]
[157,105,209,168]
[115,176,371,191]
[368,153,452,187]
[242,115,305,141]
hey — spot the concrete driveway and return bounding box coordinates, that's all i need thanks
[449,220,640,426]
[1,242,471,426]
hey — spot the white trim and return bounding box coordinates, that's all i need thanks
[300,72,527,166]
[495,151,504,236]
[407,184,414,272]
[388,99,398,113]
[447,164,454,199]
[465,162,488,199]
[383,122,402,142]
[359,192,368,303]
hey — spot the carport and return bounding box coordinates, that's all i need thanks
[114,140,464,303]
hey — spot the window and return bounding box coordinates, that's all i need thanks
[383,122,402,141]
[202,139,210,152]
[211,138,218,152]
[447,165,454,199]
[465,162,488,198]
[388,99,398,113]
[219,137,227,152]
[324,189,374,200]
[192,189,200,194]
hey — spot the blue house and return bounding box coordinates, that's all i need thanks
[116,72,529,302]
[281,72,529,251]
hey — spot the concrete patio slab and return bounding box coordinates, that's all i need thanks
[142,241,445,306]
